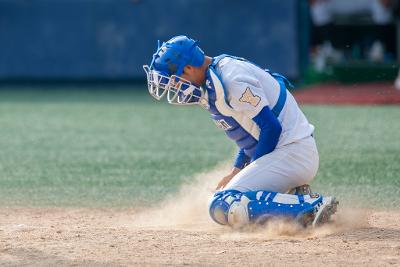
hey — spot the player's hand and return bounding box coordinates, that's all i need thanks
[215,167,241,190]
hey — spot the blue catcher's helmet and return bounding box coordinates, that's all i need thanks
[143,35,206,105]
[151,35,205,76]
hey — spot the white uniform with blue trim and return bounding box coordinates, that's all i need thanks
[206,56,319,193]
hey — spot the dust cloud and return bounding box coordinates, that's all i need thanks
[131,163,230,230]
[131,164,368,239]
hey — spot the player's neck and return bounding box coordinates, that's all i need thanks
[204,56,212,68]
[199,56,212,85]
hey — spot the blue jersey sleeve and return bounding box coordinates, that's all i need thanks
[251,106,282,161]
[233,148,250,169]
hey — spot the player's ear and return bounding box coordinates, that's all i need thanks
[183,65,194,75]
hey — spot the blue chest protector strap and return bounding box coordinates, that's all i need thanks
[270,77,287,117]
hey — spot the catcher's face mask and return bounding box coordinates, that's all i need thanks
[143,65,205,105]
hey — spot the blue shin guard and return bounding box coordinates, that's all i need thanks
[209,190,323,228]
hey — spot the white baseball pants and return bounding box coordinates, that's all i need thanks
[225,136,319,193]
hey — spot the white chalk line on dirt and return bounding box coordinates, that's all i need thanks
[129,163,369,239]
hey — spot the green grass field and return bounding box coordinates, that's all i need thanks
[0,87,399,208]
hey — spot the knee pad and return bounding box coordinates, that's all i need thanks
[208,190,250,227]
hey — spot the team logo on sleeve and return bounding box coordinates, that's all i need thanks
[239,87,261,107]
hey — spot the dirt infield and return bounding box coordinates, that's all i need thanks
[1,167,399,266]
[1,164,399,267]
[293,82,400,105]
[0,208,399,266]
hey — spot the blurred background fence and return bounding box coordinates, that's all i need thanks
[0,0,302,81]
[1,0,399,85]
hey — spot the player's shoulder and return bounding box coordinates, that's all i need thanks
[217,57,253,81]
[216,57,261,91]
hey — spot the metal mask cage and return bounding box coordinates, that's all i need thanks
[143,65,205,106]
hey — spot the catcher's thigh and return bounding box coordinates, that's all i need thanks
[225,136,319,193]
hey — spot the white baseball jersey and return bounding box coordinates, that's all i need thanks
[203,56,319,193]
[215,57,315,148]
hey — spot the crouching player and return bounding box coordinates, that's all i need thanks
[143,35,338,228]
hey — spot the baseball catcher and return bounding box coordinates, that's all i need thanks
[143,35,338,228]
